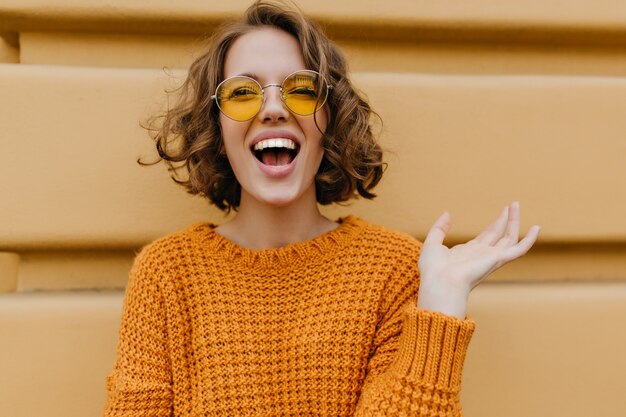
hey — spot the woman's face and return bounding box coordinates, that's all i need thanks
[219,27,328,209]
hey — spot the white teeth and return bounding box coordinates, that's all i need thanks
[253,138,296,151]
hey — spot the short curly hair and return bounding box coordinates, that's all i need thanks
[143,0,384,212]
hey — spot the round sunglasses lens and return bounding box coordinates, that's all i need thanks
[282,71,327,115]
[216,77,263,121]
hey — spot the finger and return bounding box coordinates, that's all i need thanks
[497,225,541,264]
[471,205,509,246]
[495,201,521,248]
[423,212,451,247]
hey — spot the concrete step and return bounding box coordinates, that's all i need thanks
[0,290,123,417]
[0,283,624,417]
[1,0,626,46]
[1,64,625,248]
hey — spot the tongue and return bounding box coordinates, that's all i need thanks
[262,149,293,166]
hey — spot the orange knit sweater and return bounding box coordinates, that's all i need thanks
[104,216,476,417]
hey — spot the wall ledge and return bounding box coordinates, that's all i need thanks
[1,1,626,46]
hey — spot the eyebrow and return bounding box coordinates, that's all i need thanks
[236,72,259,80]
[230,72,293,83]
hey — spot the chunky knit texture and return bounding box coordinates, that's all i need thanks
[104,216,476,417]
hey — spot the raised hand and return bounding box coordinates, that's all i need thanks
[416,201,541,319]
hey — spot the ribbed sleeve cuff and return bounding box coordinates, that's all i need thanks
[104,373,173,417]
[388,304,476,392]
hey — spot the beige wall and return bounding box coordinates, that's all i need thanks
[1,1,625,417]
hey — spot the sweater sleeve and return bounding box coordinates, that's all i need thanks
[103,246,173,417]
[354,246,476,416]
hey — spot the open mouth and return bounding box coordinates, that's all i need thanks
[252,138,300,167]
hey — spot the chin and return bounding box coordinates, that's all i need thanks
[248,184,311,208]
[257,192,302,208]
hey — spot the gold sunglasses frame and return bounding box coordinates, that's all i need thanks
[211,69,332,121]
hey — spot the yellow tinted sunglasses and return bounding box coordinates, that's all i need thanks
[211,70,330,121]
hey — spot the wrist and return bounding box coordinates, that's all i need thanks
[417,278,470,319]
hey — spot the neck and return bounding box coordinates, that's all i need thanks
[215,190,337,250]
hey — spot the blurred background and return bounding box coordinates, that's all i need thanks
[1,1,625,416]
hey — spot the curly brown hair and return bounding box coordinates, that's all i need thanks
[143,0,384,212]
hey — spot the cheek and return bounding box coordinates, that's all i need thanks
[322,105,331,129]
[218,114,232,144]
[314,105,330,135]
[308,107,329,144]
[314,109,330,151]
[219,116,248,153]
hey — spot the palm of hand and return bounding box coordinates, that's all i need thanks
[417,202,540,318]
[419,241,510,292]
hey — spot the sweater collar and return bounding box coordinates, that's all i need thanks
[191,215,367,270]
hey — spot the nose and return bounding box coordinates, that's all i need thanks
[257,85,289,122]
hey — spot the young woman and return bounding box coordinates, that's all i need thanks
[104,1,540,416]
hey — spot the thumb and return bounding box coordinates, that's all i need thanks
[424,212,451,247]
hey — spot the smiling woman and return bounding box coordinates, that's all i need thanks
[143,2,383,214]
[216,27,330,215]
[104,1,539,416]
